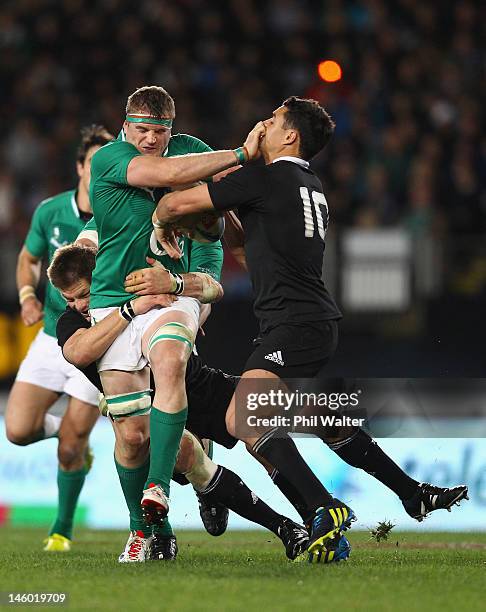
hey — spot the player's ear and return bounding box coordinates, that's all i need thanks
[76,161,83,179]
[284,129,298,146]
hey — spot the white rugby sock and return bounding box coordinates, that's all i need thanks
[43,414,62,439]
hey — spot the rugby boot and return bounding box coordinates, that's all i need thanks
[277,518,309,560]
[307,499,356,555]
[141,483,169,526]
[308,532,351,564]
[196,492,229,536]
[43,533,71,552]
[151,533,178,560]
[402,483,469,522]
[118,530,152,563]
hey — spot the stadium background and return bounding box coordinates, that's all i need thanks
[0,0,485,532]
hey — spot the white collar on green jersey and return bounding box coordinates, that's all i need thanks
[272,156,309,169]
[70,192,79,218]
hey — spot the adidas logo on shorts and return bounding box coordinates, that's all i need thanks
[264,351,284,366]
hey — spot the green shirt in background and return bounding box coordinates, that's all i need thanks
[24,190,91,337]
[89,133,223,309]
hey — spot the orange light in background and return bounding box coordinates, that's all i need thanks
[317,60,342,83]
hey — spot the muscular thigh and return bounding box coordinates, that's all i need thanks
[100,367,150,396]
[141,309,198,361]
[5,381,59,435]
[59,396,99,441]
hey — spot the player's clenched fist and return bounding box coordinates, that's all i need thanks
[20,296,44,326]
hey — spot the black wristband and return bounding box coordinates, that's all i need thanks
[120,302,134,322]
[173,273,185,295]
[126,300,136,319]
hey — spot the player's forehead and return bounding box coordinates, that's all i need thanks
[273,106,287,118]
[126,108,174,132]
[62,278,90,298]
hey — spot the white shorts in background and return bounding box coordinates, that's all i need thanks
[16,328,99,406]
[91,297,200,373]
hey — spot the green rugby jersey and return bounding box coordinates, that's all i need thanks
[89,133,223,308]
[24,190,92,337]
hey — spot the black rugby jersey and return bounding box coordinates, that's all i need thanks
[207,158,342,334]
[56,306,236,399]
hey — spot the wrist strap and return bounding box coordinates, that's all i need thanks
[119,301,134,322]
[168,272,177,294]
[19,285,36,305]
[173,273,184,295]
[126,300,136,319]
[233,147,248,165]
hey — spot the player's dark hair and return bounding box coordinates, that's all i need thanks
[76,125,114,164]
[126,85,175,118]
[47,244,96,289]
[282,96,335,160]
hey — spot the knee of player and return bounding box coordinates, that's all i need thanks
[174,431,196,474]
[57,440,84,467]
[120,428,149,455]
[5,426,32,446]
[147,322,194,378]
[151,348,188,382]
[225,409,236,438]
[323,425,359,444]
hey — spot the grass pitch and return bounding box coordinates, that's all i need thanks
[0,529,485,611]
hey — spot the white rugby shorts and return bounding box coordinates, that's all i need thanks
[90,296,200,372]
[16,328,99,406]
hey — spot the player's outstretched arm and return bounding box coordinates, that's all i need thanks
[127,152,239,189]
[156,183,215,223]
[126,121,264,189]
[125,258,223,304]
[61,295,175,367]
[17,246,44,326]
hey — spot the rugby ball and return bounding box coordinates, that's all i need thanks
[181,212,225,243]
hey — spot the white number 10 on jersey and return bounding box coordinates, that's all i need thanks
[300,187,329,239]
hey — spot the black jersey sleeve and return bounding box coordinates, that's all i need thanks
[207,164,267,212]
[56,307,90,348]
[56,307,103,394]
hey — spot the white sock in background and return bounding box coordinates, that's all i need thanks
[43,414,62,439]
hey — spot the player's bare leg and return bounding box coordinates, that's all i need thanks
[139,309,197,525]
[5,382,61,445]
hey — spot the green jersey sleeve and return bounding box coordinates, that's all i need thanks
[91,140,141,186]
[188,240,224,281]
[24,201,49,258]
[168,133,213,155]
[82,216,97,232]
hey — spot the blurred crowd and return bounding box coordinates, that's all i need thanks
[0,0,484,242]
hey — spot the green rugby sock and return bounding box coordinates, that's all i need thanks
[49,466,87,539]
[115,456,152,537]
[154,518,173,537]
[145,407,188,496]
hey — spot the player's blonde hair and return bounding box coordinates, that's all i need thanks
[126,86,175,119]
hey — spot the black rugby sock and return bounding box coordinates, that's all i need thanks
[269,468,308,522]
[253,431,333,522]
[199,466,283,535]
[328,429,419,500]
